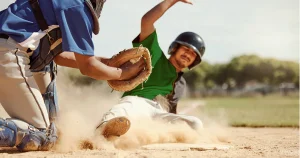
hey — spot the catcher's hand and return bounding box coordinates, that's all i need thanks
[119,58,145,80]
[107,46,152,92]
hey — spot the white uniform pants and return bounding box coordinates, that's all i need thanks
[101,96,203,130]
[0,38,50,129]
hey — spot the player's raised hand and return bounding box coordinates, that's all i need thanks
[178,0,193,5]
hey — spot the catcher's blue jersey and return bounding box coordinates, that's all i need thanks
[0,0,95,56]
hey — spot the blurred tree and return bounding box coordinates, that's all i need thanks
[184,54,299,91]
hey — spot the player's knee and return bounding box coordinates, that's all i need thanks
[185,116,203,130]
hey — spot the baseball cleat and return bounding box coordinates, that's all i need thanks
[100,116,131,138]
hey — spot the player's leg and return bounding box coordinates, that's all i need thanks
[0,38,57,151]
[95,100,132,138]
[96,96,137,137]
[96,96,155,137]
[154,112,203,131]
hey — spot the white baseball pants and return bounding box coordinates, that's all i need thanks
[0,38,50,129]
[101,96,203,130]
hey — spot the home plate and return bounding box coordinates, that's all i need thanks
[141,143,232,151]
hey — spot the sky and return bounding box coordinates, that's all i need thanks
[1,0,299,64]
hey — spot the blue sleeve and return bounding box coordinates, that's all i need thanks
[55,3,94,56]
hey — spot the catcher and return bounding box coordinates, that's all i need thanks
[97,0,206,137]
[0,0,145,151]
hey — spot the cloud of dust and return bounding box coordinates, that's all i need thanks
[112,118,200,150]
[53,69,120,152]
[53,68,231,152]
[179,101,232,144]
[112,112,231,150]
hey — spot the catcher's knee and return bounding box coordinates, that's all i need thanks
[0,118,18,147]
[0,118,57,151]
[17,123,58,152]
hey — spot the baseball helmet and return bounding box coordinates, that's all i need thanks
[168,32,205,69]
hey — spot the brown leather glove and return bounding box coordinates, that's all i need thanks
[106,46,152,91]
[119,58,146,80]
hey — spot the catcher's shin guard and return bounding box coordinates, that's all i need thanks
[17,123,58,151]
[40,62,59,122]
[0,118,18,147]
[0,118,57,151]
[96,117,131,138]
[42,79,58,122]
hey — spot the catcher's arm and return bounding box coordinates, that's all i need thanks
[55,52,111,68]
[54,51,78,68]
[54,51,144,80]
[140,0,192,41]
[74,53,145,81]
[95,56,110,65]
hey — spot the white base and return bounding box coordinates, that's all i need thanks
[141,143,232,151]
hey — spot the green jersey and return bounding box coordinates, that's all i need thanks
[122,31,178,100]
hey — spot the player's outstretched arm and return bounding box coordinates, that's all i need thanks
[139,0,192,41]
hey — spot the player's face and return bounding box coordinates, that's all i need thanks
[173,45,197,69]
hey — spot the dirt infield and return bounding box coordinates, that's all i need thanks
[0,72,298,158]
[0,127,298,158]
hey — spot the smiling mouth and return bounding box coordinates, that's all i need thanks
[180,56,190,62]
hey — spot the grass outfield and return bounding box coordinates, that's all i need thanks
[180,95,299,127]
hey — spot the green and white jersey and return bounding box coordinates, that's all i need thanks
[122,30,178,100]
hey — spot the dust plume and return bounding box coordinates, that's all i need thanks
[178,100,231,144]
[52,68,230,151]
[112,118,200,150]
[112,111,231,150]
[53,68,119,151]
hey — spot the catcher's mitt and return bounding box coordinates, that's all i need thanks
[107,46,152,92]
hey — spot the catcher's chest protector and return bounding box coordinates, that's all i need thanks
[28,0,105,71]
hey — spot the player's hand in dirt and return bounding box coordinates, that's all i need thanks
[118,59,146,80]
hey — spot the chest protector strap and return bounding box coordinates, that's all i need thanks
[28,0,62,71]
[28,0,105,71]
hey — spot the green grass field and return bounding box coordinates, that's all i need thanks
[182,95,299,127]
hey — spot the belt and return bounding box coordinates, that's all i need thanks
[0,34,9,39]
[0,33,32,53]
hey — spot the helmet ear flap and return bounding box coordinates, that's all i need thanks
[168,42,179,55]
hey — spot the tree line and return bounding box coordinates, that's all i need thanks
[183,55,299,91]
